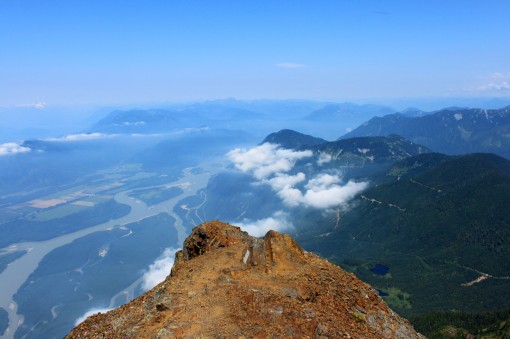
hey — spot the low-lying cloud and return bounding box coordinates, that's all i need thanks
[228,143,367,209]
[45,133,115,142]
[0,142,31,156]
[227,143,312,179]
[140,248,178,292]
[317,151,332,165]
[237,211,293,237]
[264,172,306,190]
[302,174,368,208]
[275,174,367,208]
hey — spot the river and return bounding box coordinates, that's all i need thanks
[0,162,220,339]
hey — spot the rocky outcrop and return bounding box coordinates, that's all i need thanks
[67,221,424,338]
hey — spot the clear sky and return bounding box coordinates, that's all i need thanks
[1,0,509,106]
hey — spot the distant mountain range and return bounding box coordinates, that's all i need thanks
[88,107,265,134]
[302,103,396,136]
[304,103,395,122]
[341,106,510,159]
[86,101,401,140]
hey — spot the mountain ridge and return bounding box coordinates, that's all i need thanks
[261,129,327,149]
[66,221,424,338]
[340,106,510,159]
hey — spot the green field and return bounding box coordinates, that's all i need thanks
[0,250,27,274]
[0,199,131,248]
[128,186,183,206]
[31,204,90,222]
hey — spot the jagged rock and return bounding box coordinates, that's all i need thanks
[66,221,424,338]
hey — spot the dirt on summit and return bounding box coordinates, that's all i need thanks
[67,221,424,338]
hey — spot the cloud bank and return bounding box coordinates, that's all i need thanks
[15,102,46,109]
[477,81,510,92]
[228,143,367,209]
[317,151,332,165]
[237,211,293,237]
[140,248,178,292]
[491,72,510,80]
[0,142,31,156]
[301,174,368,209]
[471,71,510,93]
[274,174,367,208]
[45,133,115,142]
[227,143,312,179]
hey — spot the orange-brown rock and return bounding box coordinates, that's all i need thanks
[66,221,424,338]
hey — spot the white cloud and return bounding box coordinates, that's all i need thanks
[306,173,341,189]
[477,81,510,92]
[227,144,368,209]
[264,172,306,190]
[317,151,332,165]
[277,185,305,207]
[470,72,510,93]
[15,102,46,109]
[140,248,178,292]
[75,307,113,326]
[276,62,306,69]
[0,142,31,156]
[45,133,115,142]
[274,174,368,209]
[237,211,294,237]
[302,175,368,209]
[227,143,313,179]
[121,121,146,126]
[491,72,510,80]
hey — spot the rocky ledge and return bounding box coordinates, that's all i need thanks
[66,221,424,338]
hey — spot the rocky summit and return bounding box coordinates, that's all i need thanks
[66,221,424,338]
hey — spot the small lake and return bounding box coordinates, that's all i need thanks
[377,289,389,297]
[370,263,389,276]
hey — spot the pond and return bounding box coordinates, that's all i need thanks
[377,289,389,297]
[370,263,389,276]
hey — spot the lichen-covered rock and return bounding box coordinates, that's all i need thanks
[67,221,424,338]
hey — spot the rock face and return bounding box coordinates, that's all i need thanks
[66,221,424,338]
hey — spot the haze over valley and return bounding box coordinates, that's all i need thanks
[1,100,510,338]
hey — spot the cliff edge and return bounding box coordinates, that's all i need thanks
[67,221,424,338]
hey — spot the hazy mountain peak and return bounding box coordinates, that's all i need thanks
[261,129,327,149]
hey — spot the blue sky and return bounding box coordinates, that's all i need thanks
[1,0,509,106]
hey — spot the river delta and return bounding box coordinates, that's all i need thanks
[0,161,222,338]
